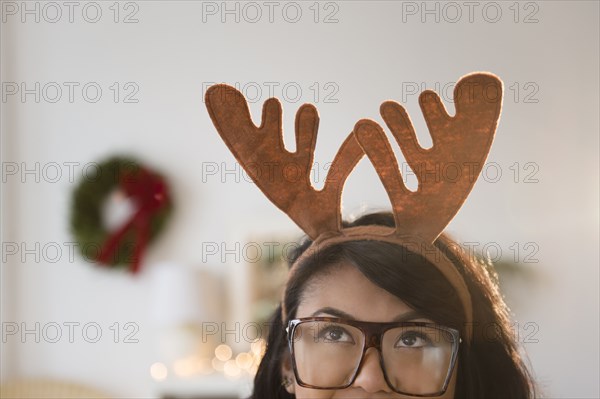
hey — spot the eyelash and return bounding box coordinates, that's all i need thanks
[394,331,433,348]
[319,324,354,343]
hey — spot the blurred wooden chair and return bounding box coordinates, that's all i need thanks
[0,378,112,398]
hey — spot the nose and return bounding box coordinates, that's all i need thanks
[351,347,392,393]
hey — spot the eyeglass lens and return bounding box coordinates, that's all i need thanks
[291,320,456,395]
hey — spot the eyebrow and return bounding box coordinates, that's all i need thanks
[311,307,427,322]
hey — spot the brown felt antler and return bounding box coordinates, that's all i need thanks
[354,73,502,243]
[205,85,365,239]
[205,73,504,344]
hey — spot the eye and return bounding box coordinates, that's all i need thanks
[395,331,430,348]
[319,325,355,344]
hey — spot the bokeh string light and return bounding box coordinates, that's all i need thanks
[150,339,267,381]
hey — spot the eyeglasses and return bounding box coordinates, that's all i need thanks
[286,317,461,397]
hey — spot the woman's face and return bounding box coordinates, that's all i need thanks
[282,262,458,399]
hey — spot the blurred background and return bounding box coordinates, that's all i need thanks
[1,1,598,398]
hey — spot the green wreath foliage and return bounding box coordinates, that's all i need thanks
[70,156,173,268]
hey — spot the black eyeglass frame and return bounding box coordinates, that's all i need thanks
[285,317,461,397]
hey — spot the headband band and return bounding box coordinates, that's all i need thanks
[281,227,474,342]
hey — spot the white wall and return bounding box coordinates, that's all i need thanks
[1,1,598,397]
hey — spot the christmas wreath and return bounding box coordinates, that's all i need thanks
[70,156,173,273]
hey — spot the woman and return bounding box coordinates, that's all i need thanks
[251,212,537,398]
[204,73,536,398]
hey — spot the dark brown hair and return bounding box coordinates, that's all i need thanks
[250,212,537,398]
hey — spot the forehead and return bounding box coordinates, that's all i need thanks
[296,262,415,323]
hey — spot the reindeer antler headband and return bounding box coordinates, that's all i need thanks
[205,73,503,343]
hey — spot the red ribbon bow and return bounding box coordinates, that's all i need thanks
[96,167,169,273]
